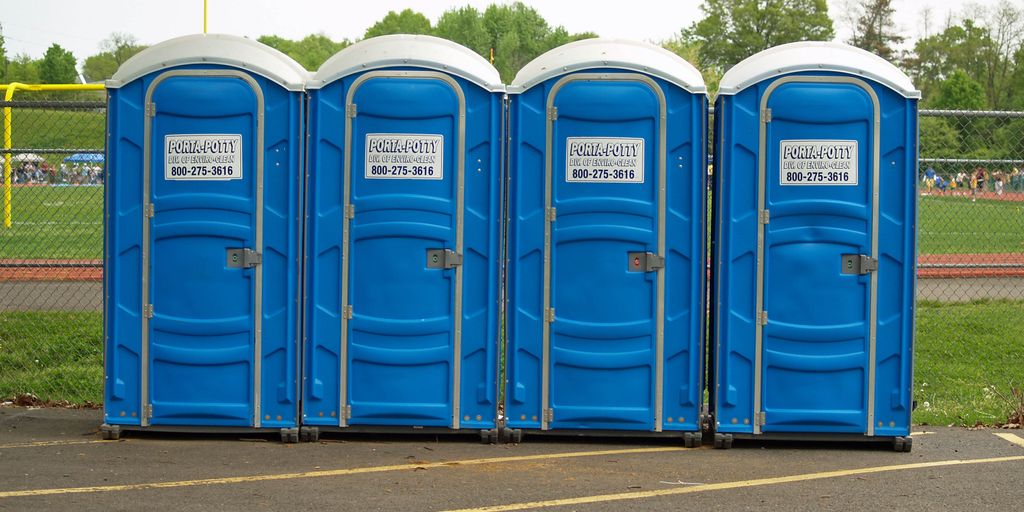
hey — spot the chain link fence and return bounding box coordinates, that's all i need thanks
[0,89,106,406]
[915,109,1024,426]
[0,94,1020,425]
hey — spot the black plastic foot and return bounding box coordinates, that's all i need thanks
[499,427,523,444]
[893,436,912,452]
[280,427,299,444]
[683,431,701,448]
[99,424,121,441]
[299,426,320,443]
[479,428,499,444]
[713,433,733,449]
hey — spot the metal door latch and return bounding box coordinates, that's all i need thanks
[227,248,262,268]
[426,249,462,269]
[841,254,877,275]
[628,252,665,272]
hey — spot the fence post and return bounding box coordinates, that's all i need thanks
[1,83,106,228]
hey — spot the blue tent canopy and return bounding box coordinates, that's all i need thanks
[64,153,105,163]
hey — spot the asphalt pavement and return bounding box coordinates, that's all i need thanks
[1,407,1022,511]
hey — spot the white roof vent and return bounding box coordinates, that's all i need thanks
[107,33,308,91]
[510,38,706,94]
[310,34,503,92]
[717,41,919,98]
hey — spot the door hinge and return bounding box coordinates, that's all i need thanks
[346,103,357,118]
[143,403,153,419]
[143,304,154,319]
[756,411,766,426]
[145,103,156,117]
[345,204,355,219]
[547,106,558,121]
[842,254,878,275]
[761,108,772,123]
[343,405,352,420]
[226,248,262,268]
[758,311,768,326]
[543,408,554,422]
[545,308,556,323]
[343,305,353,320]
[628,252,665,272]
[426,249,462,269]
[144,203,155,218]
[546,207,557,222]
[758,209,770,224]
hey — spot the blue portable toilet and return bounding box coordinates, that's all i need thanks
[711,42,919,450]
[302,35,504,442]
[102,34,307,442]
[505,39,708,443]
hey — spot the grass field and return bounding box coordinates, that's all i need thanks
[2,300,1022,425]
[919,195,1024,254]
[0,185,103,259]
[913,298,1024,426]
[9,108,105,162]
[2,186,1020,260]
[0,311,103,404]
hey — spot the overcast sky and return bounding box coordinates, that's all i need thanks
[0,0,1001,67]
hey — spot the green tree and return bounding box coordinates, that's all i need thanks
[39,44,77,84]
[364,9,432,39]
[908,20,991,105]
[82,33,147,82]
[259,33,350,71]
[682,0,835,72]
[6,54,40,84]
[482,2,595,82]
[919,117,960,159]
[661,36,722,94]
[0,26,7,82]
[434,6,491,56]
[907,5,1024,110]
[933,69,987,110]
[432,3,594,82]
[846,0,904,60]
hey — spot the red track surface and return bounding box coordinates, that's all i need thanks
[0,259,102,282]
[917,253,1024,278]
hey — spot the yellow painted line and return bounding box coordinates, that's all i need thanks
[0,439,115,450]
[910,431,935,436]
[994,432,1024,448]
[443,454,1024,512]
[0,446,686,499]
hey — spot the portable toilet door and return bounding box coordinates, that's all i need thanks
[505,39,708,443]
[711,42,919,450]
[303,35,504,441]
[102,34,306,442]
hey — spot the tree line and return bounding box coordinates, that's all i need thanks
[1,0,1022,110]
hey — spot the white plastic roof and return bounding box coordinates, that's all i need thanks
[510,38,706,94]
[309,35,503,92]
[717,41,920,98]
[107,34,308,91]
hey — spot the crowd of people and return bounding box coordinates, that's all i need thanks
[921,166,1023,201]
[7,161,104,185]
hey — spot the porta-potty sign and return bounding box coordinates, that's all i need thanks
[365,133,444,179]
[779,139,857,186]
[565,137,645,183]
[165,134,243,180]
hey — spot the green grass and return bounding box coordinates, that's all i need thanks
[2,300,1020,429]
[913,299,1024,426]
[919,195,1024,254]
[0,185,103,259]
[0,311,103,404]
[9,108,105,164]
